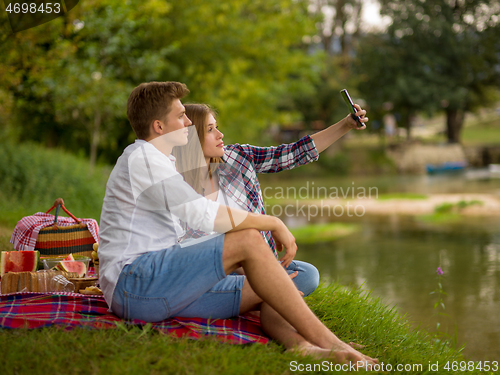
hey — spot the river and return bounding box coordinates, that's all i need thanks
[260,170,500,361]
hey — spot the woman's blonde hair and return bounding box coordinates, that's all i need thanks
[172,103,223,194]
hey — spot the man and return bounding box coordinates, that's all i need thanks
[98,81,377,364]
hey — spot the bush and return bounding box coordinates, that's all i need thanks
[317,151,351,175]
[0,141,110,227]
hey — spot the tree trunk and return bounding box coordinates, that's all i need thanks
[90,109,101,168]
[402,111,412,141]
[446,108,465,143]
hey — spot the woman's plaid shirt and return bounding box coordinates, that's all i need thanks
[183,135,319,258]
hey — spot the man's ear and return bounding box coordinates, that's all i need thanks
[151,120,164,136]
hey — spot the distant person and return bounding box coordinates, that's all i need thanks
[173,103,368,297]
[99,81,376,364]
[383,113,396,139]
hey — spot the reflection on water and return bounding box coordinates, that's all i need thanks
[289,215,500,361]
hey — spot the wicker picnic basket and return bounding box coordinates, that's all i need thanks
[35,198,96,258]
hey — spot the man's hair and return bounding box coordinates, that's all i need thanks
[127,81,190,139]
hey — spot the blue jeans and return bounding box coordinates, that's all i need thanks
[111,234,320,322]
[111,233,246,322]
[285,260,320,297]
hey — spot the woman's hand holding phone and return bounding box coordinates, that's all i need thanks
[340,89,368,129]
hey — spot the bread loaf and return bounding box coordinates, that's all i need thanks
[1,271,78,294]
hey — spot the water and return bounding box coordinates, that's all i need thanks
[293,216,500,361]
[260,168,500,196]
[261,171,500,361]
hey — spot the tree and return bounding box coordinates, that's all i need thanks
[47,0,171,166]
[0,0,321,163]
[283,0,365,134]
[357,0,500,142]
[162,0,319,142]
[309,0,364,59]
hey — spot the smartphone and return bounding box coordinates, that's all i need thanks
[340,89,363,127]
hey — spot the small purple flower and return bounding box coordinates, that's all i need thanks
[436,266,444,276]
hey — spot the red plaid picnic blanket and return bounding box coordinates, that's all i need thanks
[0,292,269,344]
[10,213,99,251]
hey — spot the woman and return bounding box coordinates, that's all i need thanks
[174,103,367,296]
[172,103,375,359]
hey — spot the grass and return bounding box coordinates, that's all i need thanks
[461,116,500,146]
[290,222,360,244]
[0,225,483,374]
[1,282,486,375]
[417,200,484,225]
[434,200,483,213]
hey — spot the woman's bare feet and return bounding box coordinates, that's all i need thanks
[286,344,335,359]
[287,342,378,368]
[349,342,365,349]
[331,341,379,366]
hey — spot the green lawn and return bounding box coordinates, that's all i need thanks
[461,121,500,146]
[0,229,486,375]
[1,282,485,375]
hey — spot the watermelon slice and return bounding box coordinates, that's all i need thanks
[0,251,40,277]
[54,254,75,271]
[58,254,87,278]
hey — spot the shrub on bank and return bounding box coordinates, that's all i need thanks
[0,141,109,227]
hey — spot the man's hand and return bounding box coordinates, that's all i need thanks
[270,219,297,268]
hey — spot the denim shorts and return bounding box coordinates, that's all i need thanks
[111,233,245,322]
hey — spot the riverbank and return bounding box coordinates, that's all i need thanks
[298,193,500,217]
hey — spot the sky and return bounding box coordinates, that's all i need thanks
[361,0,392,32]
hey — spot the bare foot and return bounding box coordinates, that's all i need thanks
[331,342,379,366]
[349,341,365,349]
[349,341,366,350]
[286,344,337,359]
[287,343,378,367]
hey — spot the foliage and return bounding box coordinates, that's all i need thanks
[0,0,320,164]
[0,140,109,227]
[291,1,367,132]
[356,0,500,142]
[316,148,352,175]
[431,265,448,336]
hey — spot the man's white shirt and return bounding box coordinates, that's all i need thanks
[98,140,220,309]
